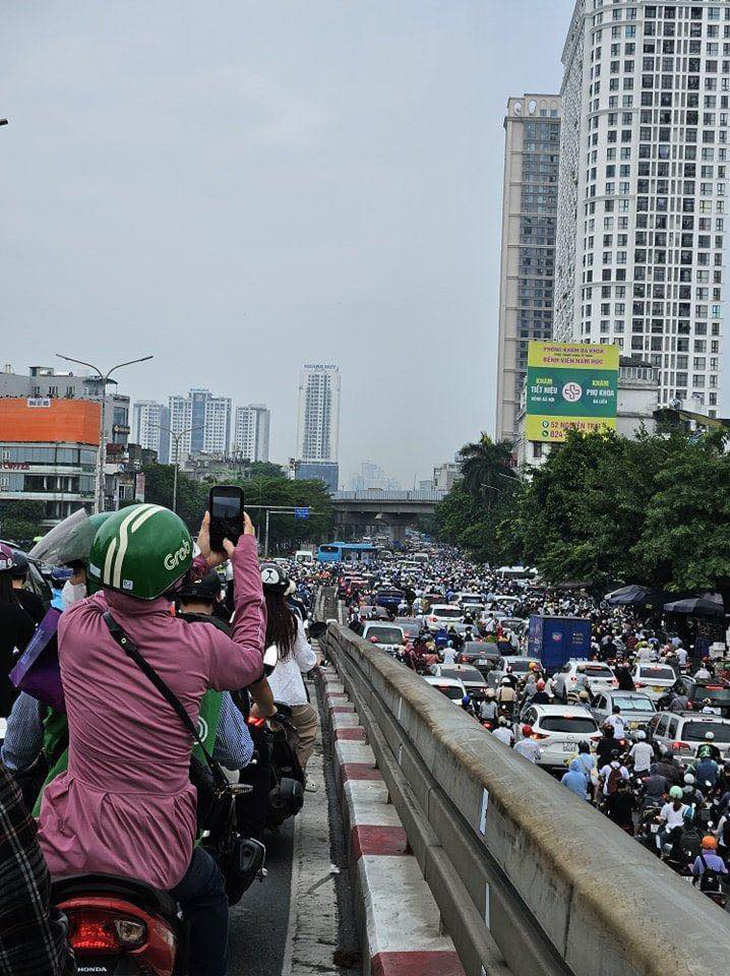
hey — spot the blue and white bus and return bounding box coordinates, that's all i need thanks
[316,542,378,564]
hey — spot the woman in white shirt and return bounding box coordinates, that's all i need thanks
[260,563,319,768]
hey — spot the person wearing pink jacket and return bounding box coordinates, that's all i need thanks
[38,505,269,976]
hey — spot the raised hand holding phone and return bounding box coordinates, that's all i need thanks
[209,485,245,552]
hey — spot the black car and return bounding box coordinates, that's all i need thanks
[458,641,500,678]
[687,681,730,718]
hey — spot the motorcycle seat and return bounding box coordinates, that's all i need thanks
[51,873,179,921]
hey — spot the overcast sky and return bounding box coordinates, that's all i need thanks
[2,0,576,485]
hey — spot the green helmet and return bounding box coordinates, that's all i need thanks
[88,504,193,600]
[669,786,683,801]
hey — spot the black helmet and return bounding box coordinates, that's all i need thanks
[10,550,29,580]
[176,570,222,603]
[260,562,290,593]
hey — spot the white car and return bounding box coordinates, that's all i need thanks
[430,664,487,695]
[361,622,405,656]
[423,675,467,703]
[630,663,677,702]
[553,661,617,701]
[425,604,465,632]
[456,592,483,608]
[516,704,601,769]
[647,712,730,762]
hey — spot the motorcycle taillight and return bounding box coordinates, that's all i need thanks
[68,910,122,953]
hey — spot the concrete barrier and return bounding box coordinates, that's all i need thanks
[325,623,730,976]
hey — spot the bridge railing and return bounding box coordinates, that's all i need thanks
[324,620,730,976]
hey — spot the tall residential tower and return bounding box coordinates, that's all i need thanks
[554,0,726,415]
[296,364,341,462]
[233,404,271,462]
[495,94,562,442]
[132,400,170,463]
[167,388,232,462]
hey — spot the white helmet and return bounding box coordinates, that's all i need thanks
[684,773,695,785]
[635,729,646,740]
[705,731,715,741]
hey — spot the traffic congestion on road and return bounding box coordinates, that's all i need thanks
[1,508,729,976]
[322,538,730,911]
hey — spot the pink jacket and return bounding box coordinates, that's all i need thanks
[38,535,265,890]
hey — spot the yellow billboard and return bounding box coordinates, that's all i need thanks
[525,342,619,443]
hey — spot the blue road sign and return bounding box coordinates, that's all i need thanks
[294,507,309,520]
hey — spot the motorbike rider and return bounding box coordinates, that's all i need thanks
[628,729,654,775]
[595,723,618,768]
[691,835,728,888]
[514,725,541,763]
[479,689,498,723]
[38,505,271,976]
[697,731,722,764]
[651,748,684,787]
[658,786,689,856]
[10,551,45,623]
[681,773,705,807]
[491,716,513,746]
[259,562,319,771]
[530,679,551,705]
[49,568,73,611]
[695,752,720,790]
[0,545,36,719]
[175,570,275,843]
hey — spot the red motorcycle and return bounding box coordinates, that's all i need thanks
[53,874,183,975]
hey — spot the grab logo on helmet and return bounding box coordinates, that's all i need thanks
[164,537,192,571]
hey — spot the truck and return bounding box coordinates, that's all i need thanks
[528,615,592,673]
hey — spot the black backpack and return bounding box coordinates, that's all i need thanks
[698,853,723,894]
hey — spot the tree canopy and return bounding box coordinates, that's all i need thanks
[140,464,334,553]
[432,428,730,601]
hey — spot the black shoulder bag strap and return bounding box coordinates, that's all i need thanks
[103,611,229,791]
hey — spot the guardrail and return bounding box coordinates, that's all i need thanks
[324,620,730,976]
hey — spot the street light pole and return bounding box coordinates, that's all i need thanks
[57,354,153,514]
[148,423,204,513]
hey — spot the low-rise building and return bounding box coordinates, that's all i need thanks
[0,398,99,524]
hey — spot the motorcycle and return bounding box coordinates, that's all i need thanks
[247,702,305,830]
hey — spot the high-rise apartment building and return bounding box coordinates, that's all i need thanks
[132,400,170,463]
[168,388,232,462]
[495,94,562,442]
[296,365,341,462]
[233,404,271,461]
[554,0,726,416]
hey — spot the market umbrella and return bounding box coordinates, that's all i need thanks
[604,584,668,608]
[663,596,725,618]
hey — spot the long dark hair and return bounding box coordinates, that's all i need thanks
[265,590,298,660]
[0,571,18,605]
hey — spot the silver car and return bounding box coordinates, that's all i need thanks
[590,691,656,733]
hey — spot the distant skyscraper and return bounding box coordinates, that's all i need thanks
[167,388,232,462]
[234,404,271,461]
[495,94,562,443]
[132,400,170,464]
[296,364,341,462]
[554,0,725,415]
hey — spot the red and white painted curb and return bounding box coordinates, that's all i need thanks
[322,666,465,976]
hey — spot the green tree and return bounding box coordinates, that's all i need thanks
[0,500,47,544]
[636,430,730,597]
[457,433,516,507]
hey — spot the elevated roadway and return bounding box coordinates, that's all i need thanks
[331,490,446,543]
[321,607,730,976]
